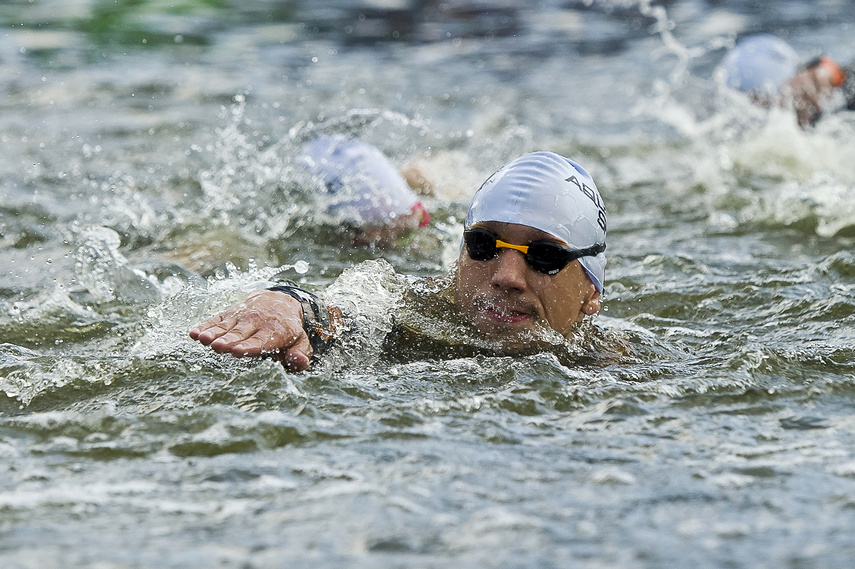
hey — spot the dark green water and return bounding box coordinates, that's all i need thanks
[2,1,855,567]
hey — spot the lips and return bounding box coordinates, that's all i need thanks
[477,298,537,324]
[486,305,531,323]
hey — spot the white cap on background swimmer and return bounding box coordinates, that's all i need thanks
[299,135,422,225]
[719,34,799,94]
[465,151,607,293]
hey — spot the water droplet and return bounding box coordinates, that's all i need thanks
[294,260,309,274]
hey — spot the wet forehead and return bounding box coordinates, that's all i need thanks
[474,221,564,244]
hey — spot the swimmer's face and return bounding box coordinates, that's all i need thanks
[453,221,601,341]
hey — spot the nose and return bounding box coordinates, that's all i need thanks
[490,249,529,293]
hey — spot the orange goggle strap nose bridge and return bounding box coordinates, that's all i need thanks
[494,238,529,255]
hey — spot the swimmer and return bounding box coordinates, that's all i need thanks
[190,151,607,371]
[298,134,431,246]
[718,34,853,128]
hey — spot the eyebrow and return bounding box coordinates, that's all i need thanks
[472,224,567,245]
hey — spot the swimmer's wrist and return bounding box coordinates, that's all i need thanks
[267,285,341,356]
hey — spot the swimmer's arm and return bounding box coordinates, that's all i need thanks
[189,290,314,371]
[400,163,434,196]
[786,69,827,127]
[786,58,847,127]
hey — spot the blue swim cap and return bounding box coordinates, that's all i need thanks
[299,135,421,225]
[720,34,799,94]
[465,151,607,293]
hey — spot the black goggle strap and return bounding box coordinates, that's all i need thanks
[565,240,606,260]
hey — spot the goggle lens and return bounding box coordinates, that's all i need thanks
[463,228,502,261]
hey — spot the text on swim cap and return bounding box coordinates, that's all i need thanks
[565,175,607,232]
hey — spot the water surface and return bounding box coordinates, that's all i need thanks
[2,1,855,567]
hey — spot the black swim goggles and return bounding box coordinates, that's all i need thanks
[463,226,605,276]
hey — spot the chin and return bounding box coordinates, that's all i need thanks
[466,317,542,354]
[493,332,557,356]
[477,321,535,340]
[466,311,570,356]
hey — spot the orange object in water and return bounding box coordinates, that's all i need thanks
[817,56,846,87]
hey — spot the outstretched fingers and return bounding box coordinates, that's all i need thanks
[189,310,242,345]
[217,314,300,357]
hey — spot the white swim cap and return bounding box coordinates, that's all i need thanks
[465,151,607,293]
[299,135,421,225]
[720,34,799,95]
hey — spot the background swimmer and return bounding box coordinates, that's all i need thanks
[298,135,431,246]
[719,34,854,127]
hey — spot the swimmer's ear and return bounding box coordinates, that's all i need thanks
[581,289,601,317]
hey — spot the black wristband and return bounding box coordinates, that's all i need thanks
[267,285,332,355]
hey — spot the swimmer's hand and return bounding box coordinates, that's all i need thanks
[189,290,312,371]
